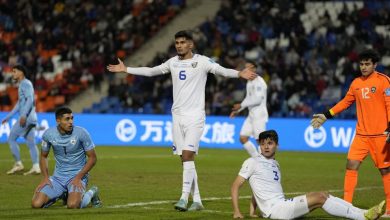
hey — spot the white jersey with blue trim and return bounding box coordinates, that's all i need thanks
[240,76,268,120]
[158,54,239,116]
[238,155,284,217]
[41,126,95,178]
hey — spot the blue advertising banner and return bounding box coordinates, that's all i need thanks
[0,112,356,153]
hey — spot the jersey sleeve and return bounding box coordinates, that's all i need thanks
[239,78,267,111]
[330,81,356,115]
[41,131,51,153]
[19,82,34,117]
[383,81,390,124]
[80,128,95,151]
[202,56,239,77]
[238,158,255,179]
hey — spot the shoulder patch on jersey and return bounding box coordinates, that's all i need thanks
[386,88,390,96]
[371,87,376,93]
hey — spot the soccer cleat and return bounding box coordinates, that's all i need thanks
[364,200,386,220]
[6,162,24,174]
[188,202,204,211]
[382,210,390,218]
[23,165,41,176]
[90,186,102,208]
[174,199,188,211]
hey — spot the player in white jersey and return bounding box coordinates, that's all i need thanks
[231,130,385,220]
[230,61,268,157]
[107,30,257,211]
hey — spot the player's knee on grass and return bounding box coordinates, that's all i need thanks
[31,193,48,208]
[67,200,81,209]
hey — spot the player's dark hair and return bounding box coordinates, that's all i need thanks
[246,60,257,68]
[358,49,380,63]
[258,130,278,144]
[175,30,193,41]
[13,65,29,78]
[55,106,72,119]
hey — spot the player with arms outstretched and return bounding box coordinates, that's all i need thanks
[107,30,257,211]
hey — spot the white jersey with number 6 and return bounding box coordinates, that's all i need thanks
[158,54,239,116]
[126,54,239,116]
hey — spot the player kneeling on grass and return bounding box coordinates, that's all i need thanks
[31,107,101,209]
[231,130,385,220]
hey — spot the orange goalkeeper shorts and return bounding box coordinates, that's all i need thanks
[348,135,390,168]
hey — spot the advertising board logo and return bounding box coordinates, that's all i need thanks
[116,119,137,142]
[304,126,326,148]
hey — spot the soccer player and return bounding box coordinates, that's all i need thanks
[230,61,268,157]
[231,130,386,220]
[311,49,390,217]
[107,30,257,211]
[1,65,40,175]
[31,107,101,209]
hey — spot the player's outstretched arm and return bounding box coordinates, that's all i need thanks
[107,58,126,73]
[238,67,257,80]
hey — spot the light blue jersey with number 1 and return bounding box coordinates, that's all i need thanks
[41,126,95,178]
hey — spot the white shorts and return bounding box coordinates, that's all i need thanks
[172,113,205,155]
[240,117,266,139]
[268,195,309,220]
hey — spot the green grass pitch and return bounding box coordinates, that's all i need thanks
[0,144,384,219]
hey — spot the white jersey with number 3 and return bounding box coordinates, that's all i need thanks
[238,155,285,217]
[158,54,238,116]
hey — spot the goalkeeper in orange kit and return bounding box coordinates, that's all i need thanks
[311,49,390,217]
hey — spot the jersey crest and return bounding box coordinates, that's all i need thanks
[386,88,390,96]
[371,87,376,93]
[191,62,198,68]
[70,137,77,145]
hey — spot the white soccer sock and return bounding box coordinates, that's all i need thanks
[191,169,202,203]
[243,141,259,157]
[322,195,365,220]
[180,161,195,202]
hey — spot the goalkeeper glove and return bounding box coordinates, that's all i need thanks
[311,110,333,129]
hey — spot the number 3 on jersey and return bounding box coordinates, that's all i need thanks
[273,171,279,181]
[179,70,186,80]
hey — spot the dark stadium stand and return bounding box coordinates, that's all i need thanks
[88,0,390,118]
[0,0,185,112]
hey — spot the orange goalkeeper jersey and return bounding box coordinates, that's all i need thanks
[330,71,390,136]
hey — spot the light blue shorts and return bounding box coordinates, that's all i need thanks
[39,175,88,200]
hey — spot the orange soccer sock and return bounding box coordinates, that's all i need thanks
[344,170,358,203]
[382,173,390,212]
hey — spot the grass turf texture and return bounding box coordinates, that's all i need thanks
[0,144,384,219]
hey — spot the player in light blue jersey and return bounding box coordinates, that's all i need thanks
[1,65,40,175]
[31,107,101,209]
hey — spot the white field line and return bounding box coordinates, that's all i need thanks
[108,185,383,209]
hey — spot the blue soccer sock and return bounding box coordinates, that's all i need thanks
[80,190,94,208]
[26,129,39,164]
[8,135,21,162]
